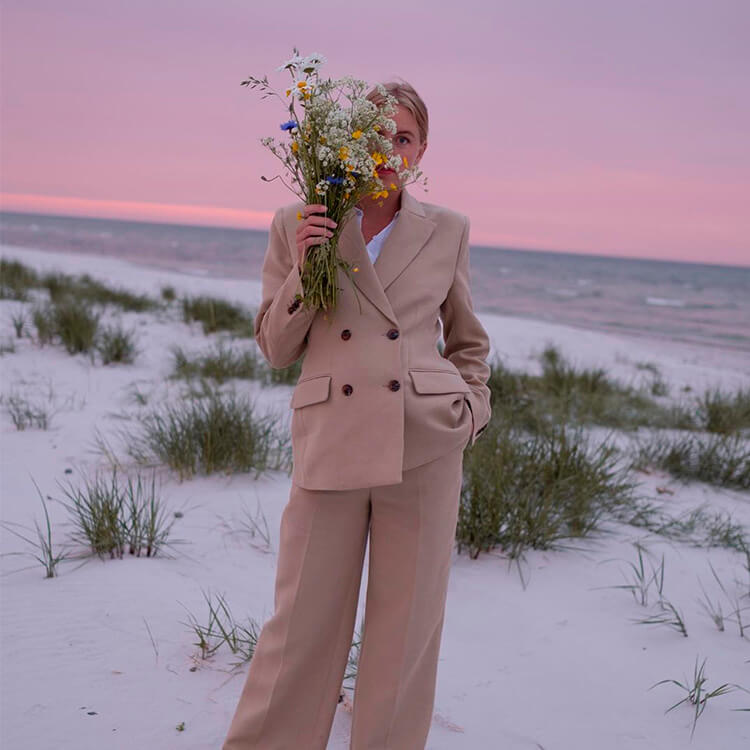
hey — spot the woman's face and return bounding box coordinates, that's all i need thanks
[375,104,427,189]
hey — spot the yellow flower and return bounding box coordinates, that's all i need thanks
[297,81,307,89]
[291,141,299,153]
[304,92,311,100]
[339,146,349,160]
[403,156,408,167]
[297,210,303,220]
[319,135,327,144]
[351,130,363,139]
[372,152,383,165]
[374,124,380,131]
[390,182,397,190]
[285,88,291,97]
[344,191,350,199]
[352,265,359,272]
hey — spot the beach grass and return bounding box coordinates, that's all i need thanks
[182,589,263,667]
[0,258,39,301]
[615,499,749,553]
[631,432,750,491]
[0,476,69,577]
[181,294,255,337]
[169,342,261,383]
[169,341,302,386]
[56,466,178,559]
[649,655,749,740]
[31,298,100,354]
[1,389,53,430]
[487,344,694,433]
[125,383,290,480]
[1,258,160,312]
[96,321,139,364]
[457,418,635,560]
[695,386,750,435]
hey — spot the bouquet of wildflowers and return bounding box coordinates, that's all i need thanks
[241,48,427,314]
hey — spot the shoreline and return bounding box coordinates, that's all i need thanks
[3,243,750,388]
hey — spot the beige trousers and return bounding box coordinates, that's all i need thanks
[221,441,465,750]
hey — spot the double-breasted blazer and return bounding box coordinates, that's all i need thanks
[254,186,492,491]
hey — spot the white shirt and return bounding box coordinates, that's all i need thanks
[354,206,400,265]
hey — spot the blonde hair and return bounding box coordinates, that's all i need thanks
[366,78,428,145]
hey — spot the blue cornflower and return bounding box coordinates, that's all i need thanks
[279,120,298,131]
[325,176,345,185]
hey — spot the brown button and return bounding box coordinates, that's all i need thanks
[388,379,400,391]
[342,384,353,396]
[287,298,301,314]
[386,328,399,340]
[341,328,351,340]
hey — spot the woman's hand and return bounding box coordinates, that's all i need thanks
[295,204,337,270]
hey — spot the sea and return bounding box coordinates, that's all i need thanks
[1,210,748,353]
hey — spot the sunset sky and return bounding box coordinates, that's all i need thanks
[1,1,748,266]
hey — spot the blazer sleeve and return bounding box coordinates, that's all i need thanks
[439,214,492,446]
[253,207,318,369]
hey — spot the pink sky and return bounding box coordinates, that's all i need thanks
[1,1,748,266]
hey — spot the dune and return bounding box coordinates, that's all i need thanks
[1,244,748,750]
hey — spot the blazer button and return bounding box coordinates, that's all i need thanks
[342,383,353,396]
[341,328,351,340]
[388,379,400,391]
[386,328,399,340]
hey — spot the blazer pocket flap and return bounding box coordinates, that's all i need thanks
[409,369,471,394]
[291,374,332,408]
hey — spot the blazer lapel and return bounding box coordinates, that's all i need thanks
[337,186,436,325]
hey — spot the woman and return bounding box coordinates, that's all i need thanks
[223,80,491,749]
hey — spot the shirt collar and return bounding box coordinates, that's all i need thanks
[354,205,400,218]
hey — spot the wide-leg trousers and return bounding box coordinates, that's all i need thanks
[221,440,465,750]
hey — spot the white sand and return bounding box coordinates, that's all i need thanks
[1,244,749,750]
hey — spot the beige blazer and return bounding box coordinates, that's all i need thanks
[254,186,492,491]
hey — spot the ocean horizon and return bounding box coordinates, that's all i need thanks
[2,209,749,352]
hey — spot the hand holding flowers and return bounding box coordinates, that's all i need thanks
[241,48,427,314]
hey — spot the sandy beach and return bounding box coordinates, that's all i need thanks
[1,244,748,750]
